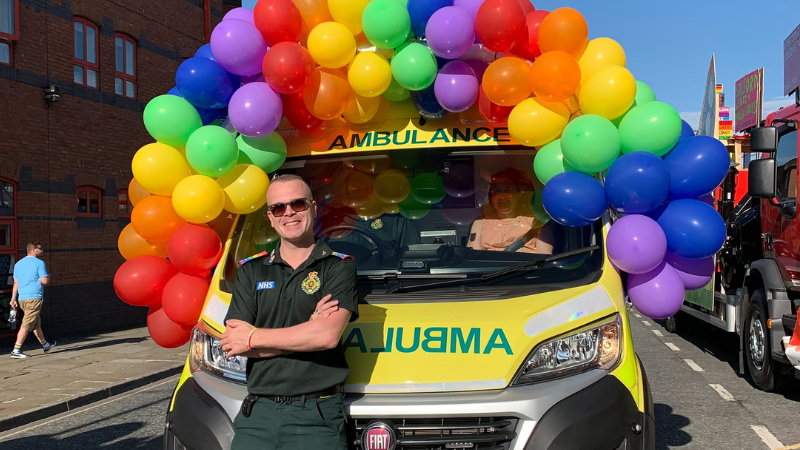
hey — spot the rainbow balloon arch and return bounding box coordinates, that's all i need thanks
[115,0,731,348]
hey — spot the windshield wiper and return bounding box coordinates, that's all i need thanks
[385,245,600,294]
[361,273,467,281]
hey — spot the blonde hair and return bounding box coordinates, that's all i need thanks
[268,174,313,200]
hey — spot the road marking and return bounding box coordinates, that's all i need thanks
[665,342,680,351]
[775,442,800,450]
[709,384,735,401]
[751,425,784,449]
[2,397,24,404]
[641,320,652,326]
[684,359,704,372]
[634,313,642,318]
[0,376,179,441]
[652,329,663,337]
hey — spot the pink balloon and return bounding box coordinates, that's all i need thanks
[628,261,685,319]
[664,252,714,290]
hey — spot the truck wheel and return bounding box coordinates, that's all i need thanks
[744,290,780,392]
[665,315,678,334]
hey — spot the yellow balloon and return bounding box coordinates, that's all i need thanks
[172,175,225,224]
[348,51,392,98]
[132,143,191,196]
[579,65,636,120]
[328,0,371,34]
[217,164,270,214]
[375,169,410,204]
[343,92,381,123]
[307,21,356,68]
[578,37,626,80]
[508,98,570,147]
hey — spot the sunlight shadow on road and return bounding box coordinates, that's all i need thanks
[0,422,161,450]
[655,403,691,450]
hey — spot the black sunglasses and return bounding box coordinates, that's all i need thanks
[267,198,312,217]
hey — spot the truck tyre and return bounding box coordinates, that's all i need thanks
[744,290,781,392]
[664,311,687,334]
[664,315,678,334]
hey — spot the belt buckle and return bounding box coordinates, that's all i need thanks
[275,396,292,405]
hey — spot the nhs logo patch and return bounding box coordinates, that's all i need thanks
[256,281,275,290]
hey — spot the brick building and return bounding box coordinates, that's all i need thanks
[0,0,240,338]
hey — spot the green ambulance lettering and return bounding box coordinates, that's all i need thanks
[343,327,512,355]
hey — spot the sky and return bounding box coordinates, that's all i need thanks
[242,0,800,130]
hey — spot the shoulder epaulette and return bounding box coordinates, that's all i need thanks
[238,251,269,266]
[332,251,355,261]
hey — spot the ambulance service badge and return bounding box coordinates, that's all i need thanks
[371,219,383,230]
[301,271,321,294]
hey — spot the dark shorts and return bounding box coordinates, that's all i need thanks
[231,393,347,450]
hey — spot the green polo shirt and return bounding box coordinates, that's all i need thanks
[225,239,359,397]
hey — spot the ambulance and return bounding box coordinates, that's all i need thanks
[163,102,655,450]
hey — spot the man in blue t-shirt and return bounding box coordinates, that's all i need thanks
[10,242,56,359]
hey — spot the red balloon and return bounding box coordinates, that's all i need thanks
[474,0,527,52]
[262,42,316,94]
[114,255,178,307]
[147,306,193,348]
[283,91,323,132]
[253,0,303,46]
[514,10,549,61]
[477,85,513,122]
[162,273,210,327]
[167,224,223,275]
[517,0,534,14]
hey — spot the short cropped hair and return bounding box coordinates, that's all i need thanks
[26,242,42,253]
[269,174,313,200]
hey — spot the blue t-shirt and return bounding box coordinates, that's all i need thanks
[13,256,49,301]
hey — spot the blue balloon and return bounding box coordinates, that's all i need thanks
[166,86,223,125]
[195,43,216,61]
[542,172,607,227]
[407,0,454,37]
[605,152,670,214]
[411,85,448,120]
[679,120,694,140]
[665,135,730,200]
[656,199,725,259]
[176,57,234,109]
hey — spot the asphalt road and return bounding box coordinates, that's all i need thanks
[0,311,797,450]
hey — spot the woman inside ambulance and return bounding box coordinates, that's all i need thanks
[467,167,554,254]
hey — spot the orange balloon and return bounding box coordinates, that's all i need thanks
[529,51,581,101]
[131,195,187,243]
[118,223,168,260]
[129,178,151,206]
[303,68,352,120]
[292,0,332,32]
[333,169,374,207]
[482,57,532,106]
[538,8,588,58]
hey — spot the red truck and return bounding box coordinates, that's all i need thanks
[667,93,800,391]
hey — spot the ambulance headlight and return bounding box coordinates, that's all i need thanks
[190,327,247,384]
[512,316,621,385]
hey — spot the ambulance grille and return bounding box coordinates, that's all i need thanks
[351,417,518,450]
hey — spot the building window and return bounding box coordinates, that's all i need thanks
[114,34,136,99]
[76,186,102,217]
[117,189,132,217]
[74,18,99,89]
[0,179,13,217]
[0,0,19,41]
[0,40,10,66]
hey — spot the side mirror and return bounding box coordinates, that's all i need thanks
[750,126,778,153]
[748,158,776,199]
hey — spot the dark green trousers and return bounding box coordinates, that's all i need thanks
[231,393,348,450]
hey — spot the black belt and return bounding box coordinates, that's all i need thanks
[258,385,341,406]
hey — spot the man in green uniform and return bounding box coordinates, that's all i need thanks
[221,174,358,450]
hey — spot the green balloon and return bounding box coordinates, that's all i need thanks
[143,95,202,148]
[634,81,657,105]
[410,172,446,205]
[561,115,621,173]
[611,102,634,128]
[533,140,581,184]
[530,189,550,225]
[619,101,682,156]
[362,0,411,49]
[391,43,437,91]
[383,77,411,102]
[237,133,287,173]
[186,125,239,177]
[399,195,431,220]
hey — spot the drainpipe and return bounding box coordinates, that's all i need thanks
[204,0,211,43]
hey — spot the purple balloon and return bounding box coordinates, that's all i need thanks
[426,7,476,59]
[228,82,283,137]
[464,59,489,80]
[434,60,479,113]
[442,195,480,225]
[210,19,267,76]
[607,214,667,274]
[223,7,255,24]
[453,0,485,21]
[664,252,713,290]
[628,261,685,319]
[444,164,476,198]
